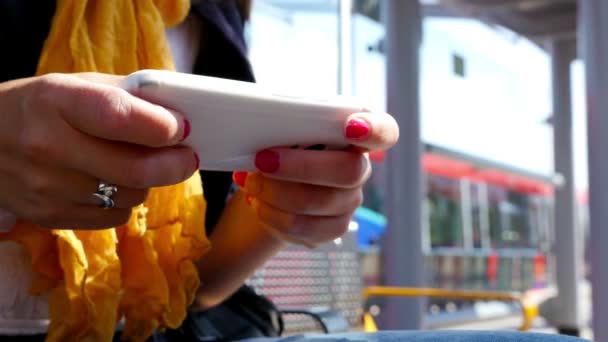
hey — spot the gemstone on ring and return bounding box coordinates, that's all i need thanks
[98,183,118,197]
[92,193,115,209]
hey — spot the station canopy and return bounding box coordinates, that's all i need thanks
[430,0,577,45]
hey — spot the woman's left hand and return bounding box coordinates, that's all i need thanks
[233,111,399,247]
[0,208,17,233]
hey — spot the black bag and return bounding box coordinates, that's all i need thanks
[162,285,283,342]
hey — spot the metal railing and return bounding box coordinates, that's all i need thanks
[361,286,539,332]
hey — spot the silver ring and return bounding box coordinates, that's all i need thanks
[98,182,118,197]
[93,182,118,209]
[92,193,115,209]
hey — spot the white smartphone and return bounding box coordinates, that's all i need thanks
[121,70,367,171]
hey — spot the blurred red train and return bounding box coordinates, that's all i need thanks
[362,144,587,323]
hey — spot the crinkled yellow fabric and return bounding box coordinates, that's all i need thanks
[0,1,210,341]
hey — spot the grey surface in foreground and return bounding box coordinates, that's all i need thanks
[240,330,592,342]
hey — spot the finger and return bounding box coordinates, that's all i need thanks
[250,197,351,247]
[240,172,363,216]
[36,124,198,189]
[38,205,134,230]
[344,112,399,151]
[254,149,371,189]
[38,73,188,147]
[19,119,198,189]
[0,208,17,232]
[54,172,149,209]
[22,163,150,209]
[84,186,149,210]
[68,140,198,189]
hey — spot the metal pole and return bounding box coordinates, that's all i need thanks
[579,1,608,340]
[380,0,425,330]
[550,38,583,336]
[337,0,353,95]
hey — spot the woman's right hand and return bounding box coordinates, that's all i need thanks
[0,73,197,229]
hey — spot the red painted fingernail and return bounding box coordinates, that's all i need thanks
[233,172,248,187]
[181,119,191,142]
[345,118,370,140]
[255,150,280,173]
[246,194,254,205]
[194,152,200,170]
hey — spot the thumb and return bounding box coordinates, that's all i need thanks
[47,73,188,147]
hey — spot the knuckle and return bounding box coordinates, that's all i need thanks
[296,160,316,181]
[119,159,149,189]
[95,87,132,121]
[180,157,196,183]
[32,74,75,112]
[24,170,52,196]
[149,105,177,145]
[387,115,400,145]
[364,160,373,180]
[259,203,294,231]
[335,216,352,237]
[315,188,341,213]
[35,73,68,95]
[340,154,366,188]
[321,217,350,242]
[19,129,59,162]
[349,189,364,212]
[291,188,316,213]
[286,214,304,233]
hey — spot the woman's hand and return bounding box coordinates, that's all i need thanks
[0,209,17,232]
[0,73,197,229]
[234,111,399,247]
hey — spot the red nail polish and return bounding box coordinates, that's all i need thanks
[246,194,254,205]
[181,119,191,142]
[345,118,370,140]
[233,171,248,187]
[255,150,280,173]
[194,152,200,170]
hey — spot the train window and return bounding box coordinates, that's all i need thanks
[487,186,537,248]
[427,175,464,248]
[452,53,466,78]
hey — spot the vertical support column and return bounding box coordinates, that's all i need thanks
[550,38,583,336]
[379,0,425,330]
[460,179,474,250]
[579,1,608,340]
[337,0,353,95]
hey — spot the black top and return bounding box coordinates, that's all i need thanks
[0,0,256,236]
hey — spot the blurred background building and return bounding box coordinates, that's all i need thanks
[242,1,604,340]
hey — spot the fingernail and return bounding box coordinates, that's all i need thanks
[345,118,370,140]
[194,152,200,170]
[181,119,191,142]
[246,194,254,206]
[255,150,280,173]
[233,171,248,187]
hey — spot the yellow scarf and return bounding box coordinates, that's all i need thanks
[0,1,210,341]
